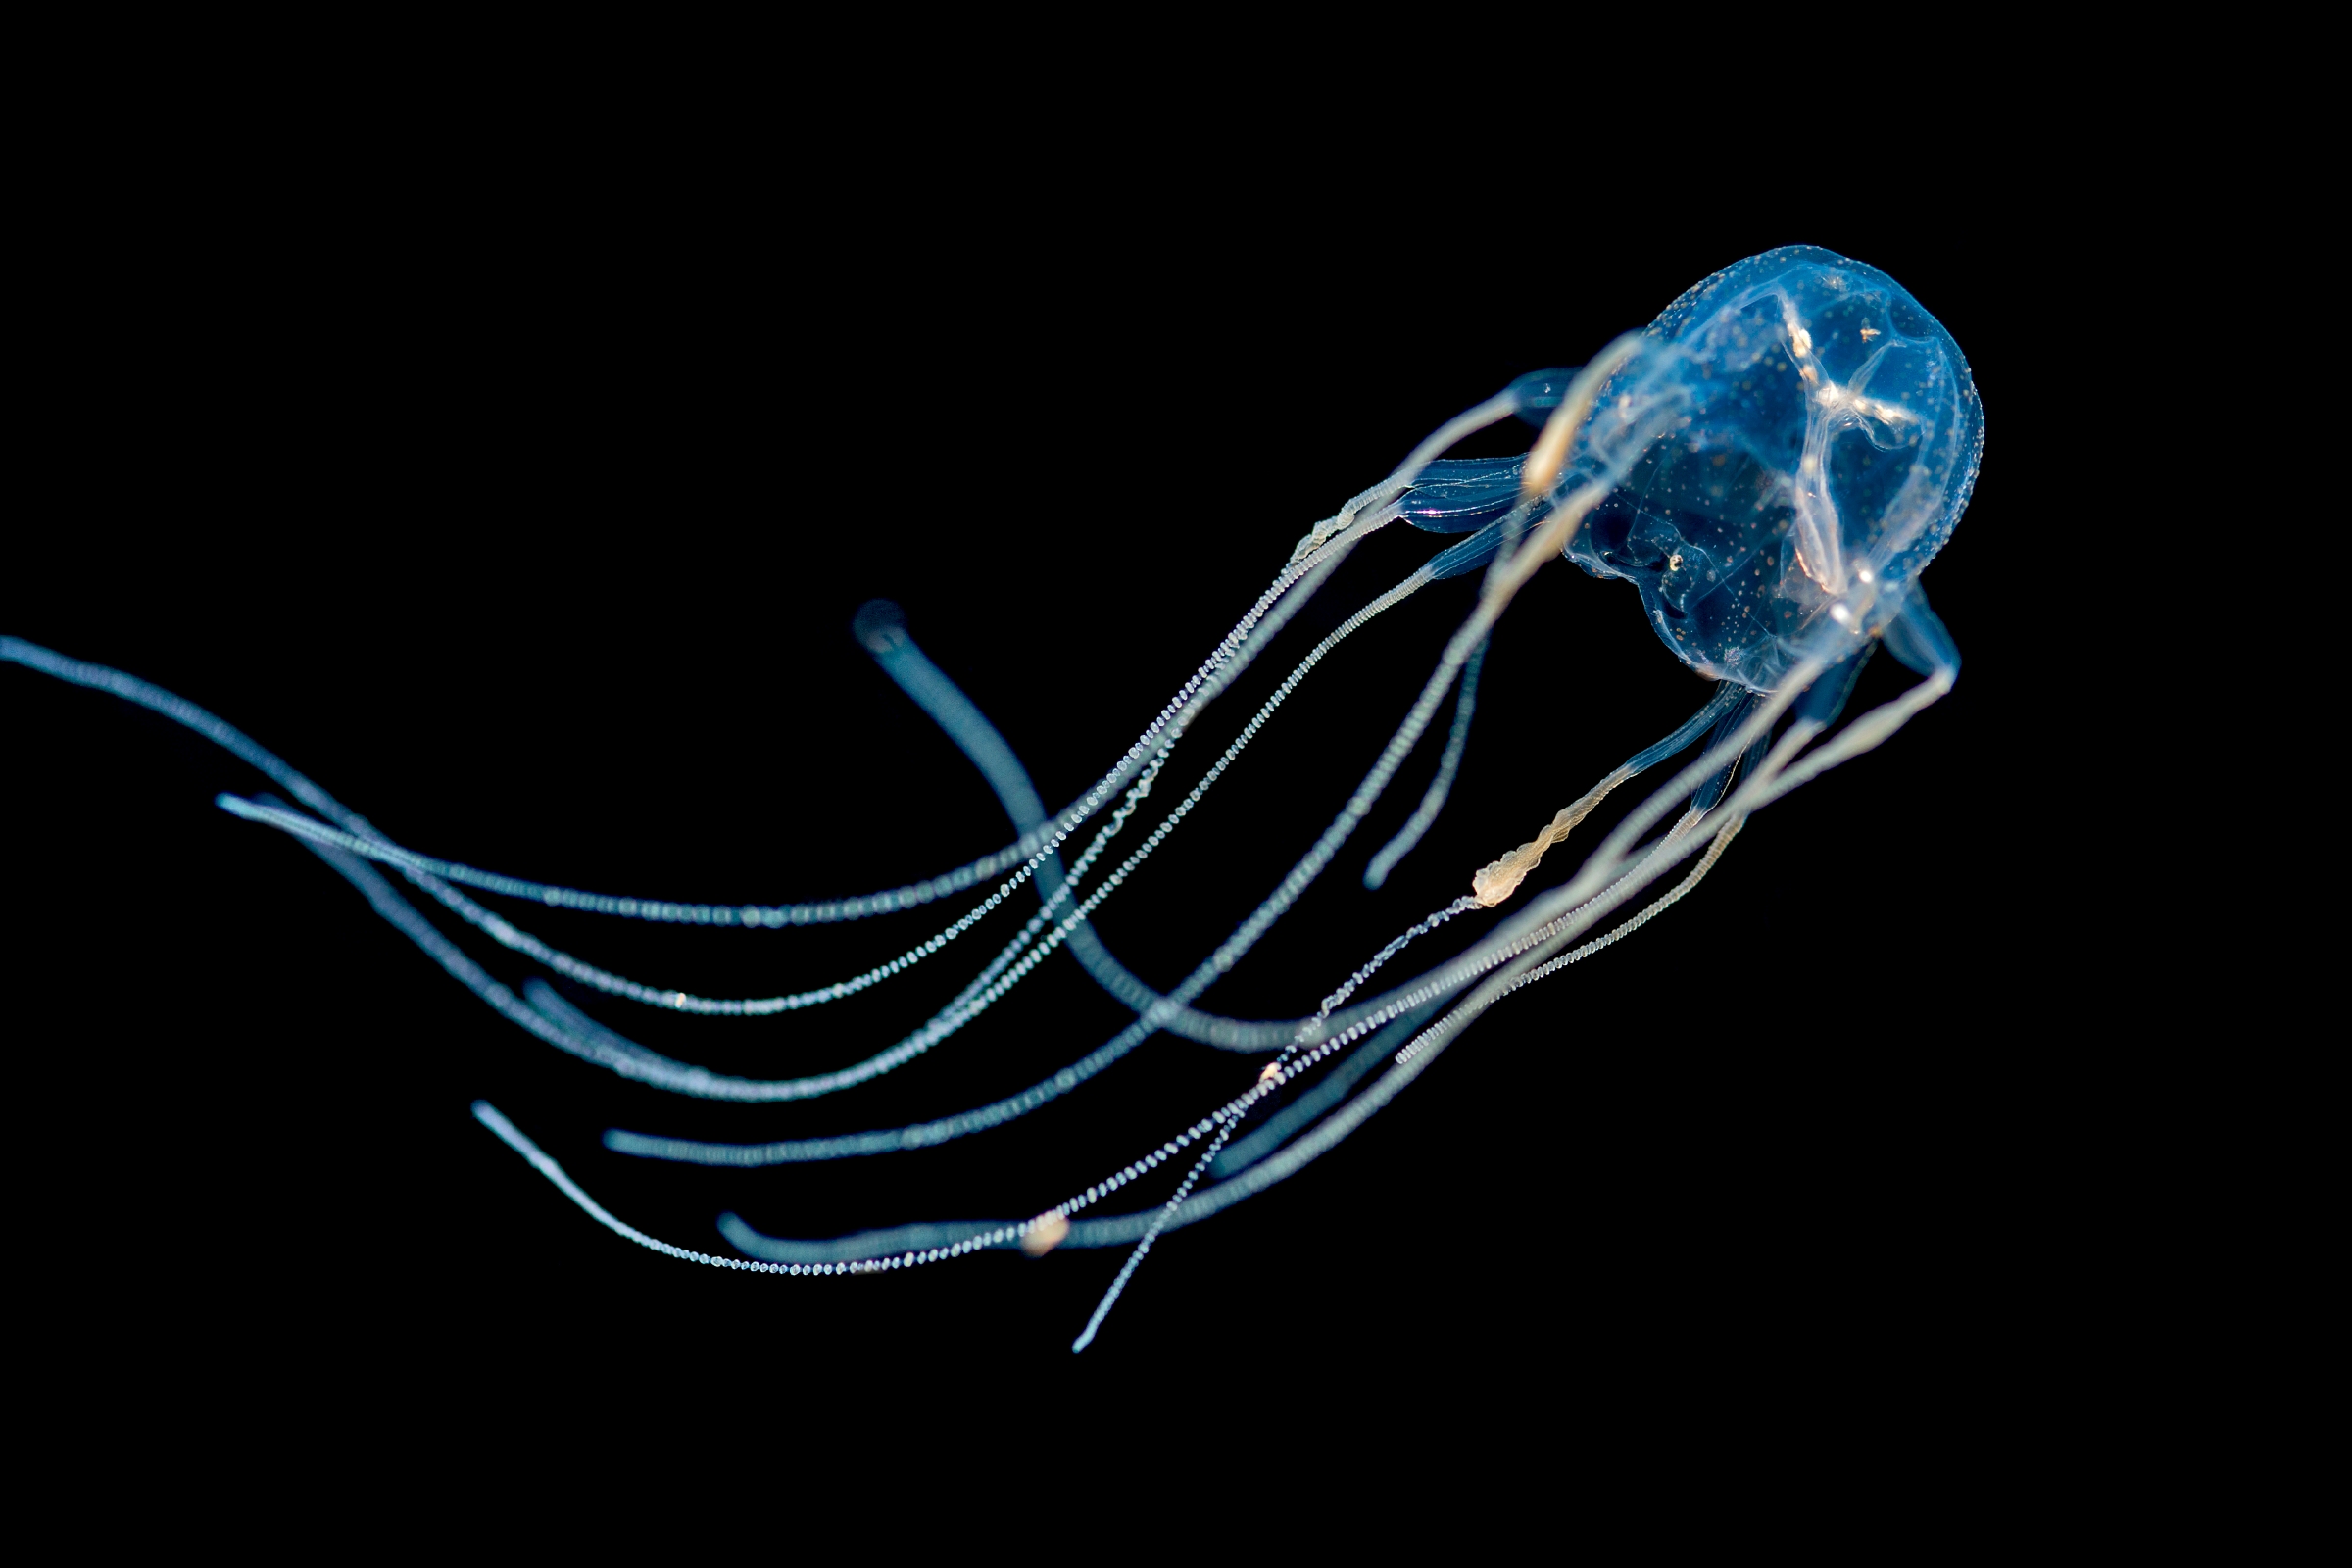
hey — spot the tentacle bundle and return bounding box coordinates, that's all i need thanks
[3,245,1980,1358]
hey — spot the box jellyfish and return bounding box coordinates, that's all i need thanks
[2,245,1982,1351]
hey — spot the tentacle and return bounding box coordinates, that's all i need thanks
[485,1066,1295,1280]
[244,760,1243,1119]
[1733,666,1952,811]
[220,717,1185,1023]
[1394,722,1835,1078]
[1066,895,1477,1349]
[714,1212,1005,1266]
[294,826,1156,1103]
[854,599,1047,832]
[2,636,362,823]
[1311,338,1654,919]
[1483,713,1780,999]
[1206,1010,1421,1178]
[583,994,1453,1275]
[10,498,1374,942]
[1501,814,1746,992]
[395,825,1036,1015]
[1564,661,1824,899]
[1363,638,1486,890]
[1421,645,1958,1049]
[1467,681,1749,907]
[606,915,1491,1166]
[701,989,1454,1272]
[1068,1106,1235,1351]
[859,576,1444,1052]
[212,794,1041,927]
[473,1102,808,1275]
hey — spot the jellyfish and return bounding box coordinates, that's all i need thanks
[2,245,1981,1352]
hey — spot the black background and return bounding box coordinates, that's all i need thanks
[7,147,2102,1423]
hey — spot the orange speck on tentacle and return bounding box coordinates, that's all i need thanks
[1021,1211,1070,1257]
